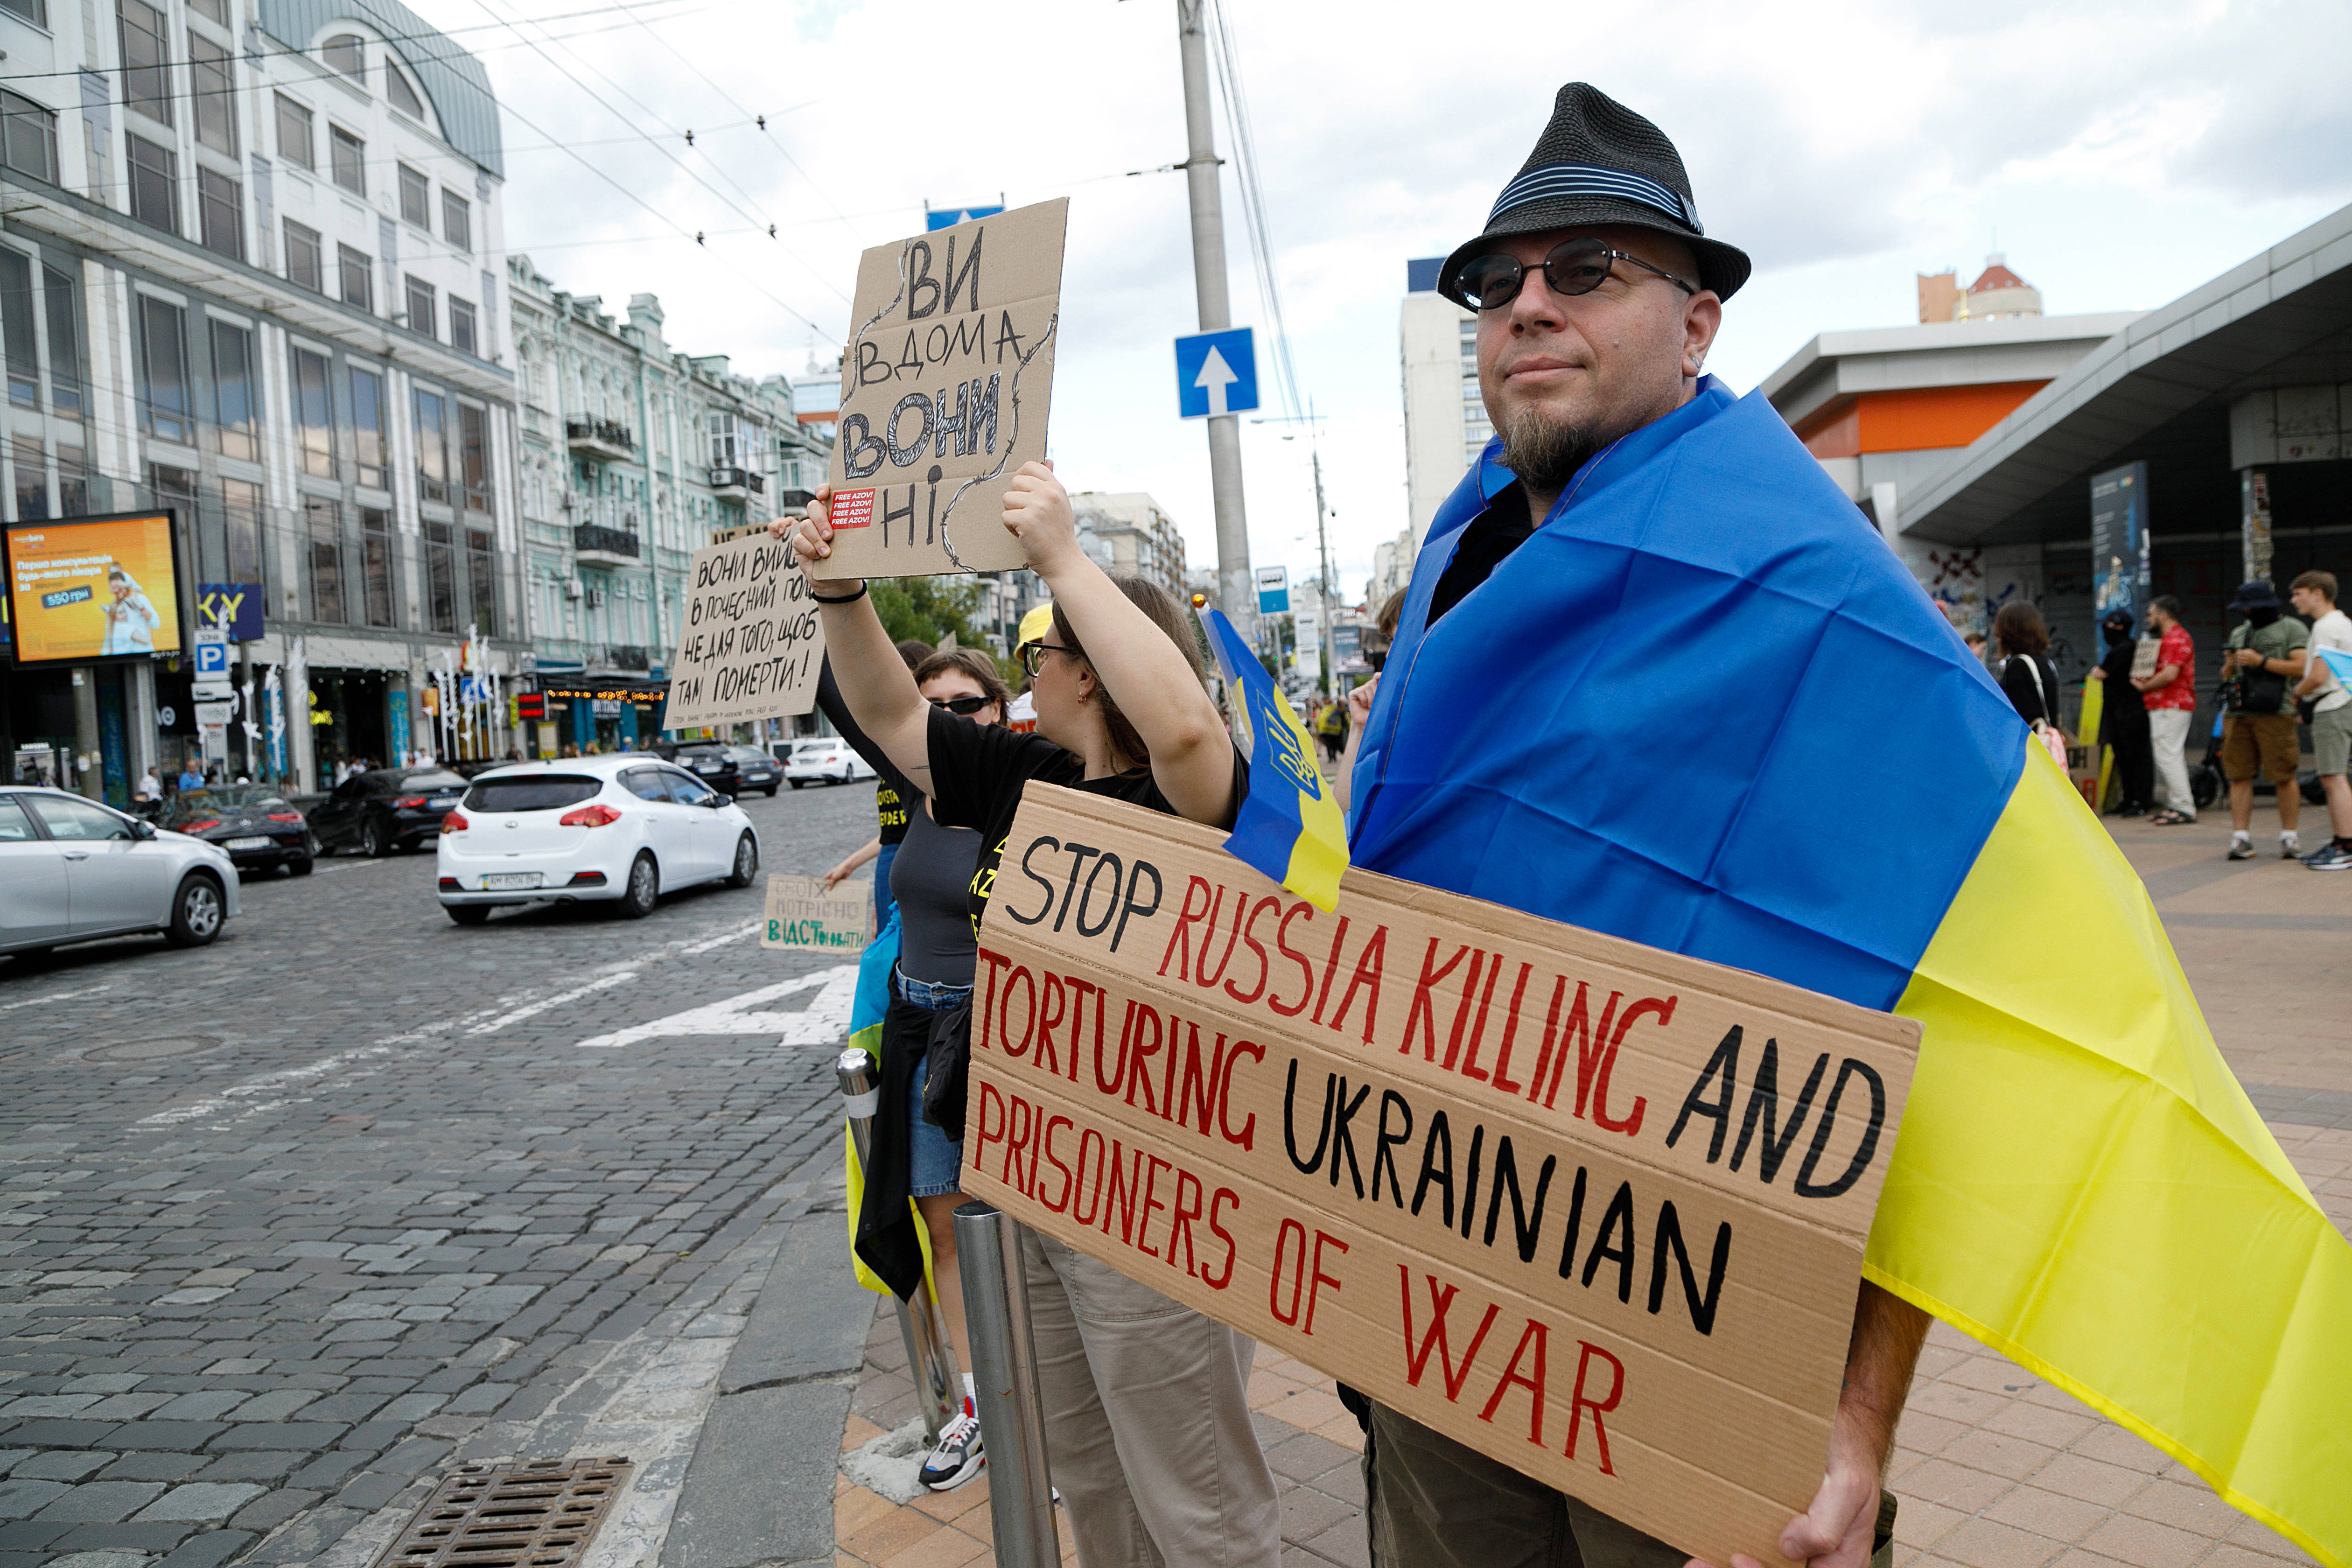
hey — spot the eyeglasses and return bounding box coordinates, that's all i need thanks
[1454,238,1697,310]
[1020,641,1077,677]
[929,693,995,715]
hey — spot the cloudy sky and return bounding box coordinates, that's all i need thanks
[421,0,2352,602]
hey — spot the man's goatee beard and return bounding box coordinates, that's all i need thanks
[1498,407,1605,496]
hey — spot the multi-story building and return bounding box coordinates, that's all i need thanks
[505,261,831,751]
[1069,491,1187,598]
[1365,526,1414,616]
[0,0,527,799]
[1400,256,1482,554]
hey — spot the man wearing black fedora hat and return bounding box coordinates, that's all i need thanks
[1346,84,1926,1568]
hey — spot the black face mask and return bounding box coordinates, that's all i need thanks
[2104,621,2134,646]
[2247,605,2282,628]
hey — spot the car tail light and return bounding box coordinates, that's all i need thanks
[567,870,607,886]
[266,812,304,824]
[439,876,461,891]
[182,818,221,833]
[560,803,623,828]
[442,810,469,833]
[393,795,427,808]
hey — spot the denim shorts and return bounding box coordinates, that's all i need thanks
[894,968,969,1199]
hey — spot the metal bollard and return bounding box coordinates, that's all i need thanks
[835,1047,962,1443]
[955,1201,1058,1568]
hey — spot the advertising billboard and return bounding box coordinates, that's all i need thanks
[2,511,185,666]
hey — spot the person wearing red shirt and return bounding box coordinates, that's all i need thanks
[2138,596,2199,824]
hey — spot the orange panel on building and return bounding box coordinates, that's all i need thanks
[1794,380,2047,459]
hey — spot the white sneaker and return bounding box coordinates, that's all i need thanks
[918,1404,985,1492]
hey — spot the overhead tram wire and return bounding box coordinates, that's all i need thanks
[464,0,849,304]
[1204,0,1303,425]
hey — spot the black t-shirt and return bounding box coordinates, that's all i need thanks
[1428,483,1534,626]
[815,663,919,846]
[2097,638,2147,719]
[1999,653,2063,726]
[924,705,1250,935]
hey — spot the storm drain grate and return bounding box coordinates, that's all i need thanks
[371,1456,634,1568]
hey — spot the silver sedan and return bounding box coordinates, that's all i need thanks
[0,786,242,959]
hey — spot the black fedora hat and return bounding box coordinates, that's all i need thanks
[1437,83,1750,308]
[2231,580,2280,611]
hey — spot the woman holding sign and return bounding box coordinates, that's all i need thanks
[777,462,1280,1568]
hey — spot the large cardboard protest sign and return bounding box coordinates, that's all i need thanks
[961,789,1920,1568]
[662,533,823,729]
[817,199,1067,580]
[761,874,872,955]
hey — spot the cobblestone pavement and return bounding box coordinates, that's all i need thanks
[0,777,882,1568]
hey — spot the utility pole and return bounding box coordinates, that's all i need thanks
[1311,444,1334,694]
[1176,0,1255,648]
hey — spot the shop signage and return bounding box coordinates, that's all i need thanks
[961,787,1918,1568]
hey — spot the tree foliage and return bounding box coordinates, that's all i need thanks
[872,575,987,651]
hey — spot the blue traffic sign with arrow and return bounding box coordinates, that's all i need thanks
[1174,328,1260,420]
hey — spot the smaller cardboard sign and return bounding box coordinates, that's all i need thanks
[661,534,824,731]
[761,875,872,954]
[818,199,1068,581]
[2130,637,2161,680]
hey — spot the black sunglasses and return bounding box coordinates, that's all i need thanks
[1020,641,1076,677]
[1455,238,1698,310]
[930,693,994,715]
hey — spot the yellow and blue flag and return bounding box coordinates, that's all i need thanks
[1351,381,2352,1567]
[1197,604,1349,911]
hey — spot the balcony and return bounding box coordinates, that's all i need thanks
[573,524,641,565]
[567,418,637,463]
[709,466,764,502]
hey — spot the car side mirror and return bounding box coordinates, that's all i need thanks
[133,820,158,840]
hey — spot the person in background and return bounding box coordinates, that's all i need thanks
[2289,570,2352,869]
[2088,608,2152,816]
[1964,629,1989,666]
[786,462,1281,1568]
[822,640,936,928]
[2139,596,2198,825]
[1993,602,2063,732]
[1005,604,1053,733]
[176,757,204,792]
[2218,580,2306,861]
[133,766,162,805]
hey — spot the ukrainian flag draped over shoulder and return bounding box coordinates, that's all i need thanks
[1350,380,2352,1567]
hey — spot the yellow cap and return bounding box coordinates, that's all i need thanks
[1016,605,1055,650]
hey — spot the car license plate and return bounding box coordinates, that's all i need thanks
[429,796,458,809]
[226,835,271,850]
[482,872,543,890]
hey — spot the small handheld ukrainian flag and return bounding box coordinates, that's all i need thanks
[1195,603,1348,910]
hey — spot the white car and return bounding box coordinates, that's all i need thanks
[784,738,875,788]
[0,786,241,957]
[435,756,760,925]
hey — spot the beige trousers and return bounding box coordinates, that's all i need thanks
[1019,1229,1281,1568]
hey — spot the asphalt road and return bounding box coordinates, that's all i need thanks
[0,776,885,1568]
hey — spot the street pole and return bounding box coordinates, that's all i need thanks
[1176,0,1255,649]
[1311,444,1334,695]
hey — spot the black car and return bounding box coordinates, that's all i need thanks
[669,742,782,798]
[154,784,315,875]
[308,766,469,856]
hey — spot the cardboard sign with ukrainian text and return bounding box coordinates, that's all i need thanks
[761,875,872,955]
[662,534,824,729]
[817,199,1067,580]
[960,787,1919,1568]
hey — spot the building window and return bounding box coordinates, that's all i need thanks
[196,167,243,260]
[449,297,476,357]
[0,249,34,407]
[404,275,434,340]
[0,0,49,28]
[467,526,496,635]
[306,496,344,624]
[285,219,323,291]
[135,294,189,443]
[337,243,372,310]
[322,33,364,83]
[397,162,429,228]
[12,434,46,519]
[187,0,226,25]
[387,64,424,120]
[210,319,256,462]
[56,442,86,515]
[0,91,59,184]
[117,0,171,126]
[415,386,449,505]
[460,401,490,512]
[356,504,392,626]
[126,134,176,231]
[442,189,470,253]
[292,346,334,478]
[275,94,313,170]
[223,476,263,586]
[44,263,82,420]
[424,519,456,632]
[329,125,364,196]
[350,366,386,488]
[189,32,234,155]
